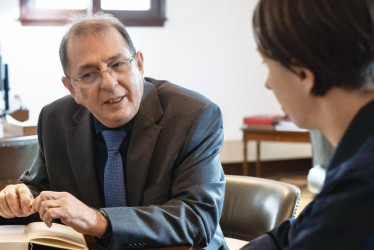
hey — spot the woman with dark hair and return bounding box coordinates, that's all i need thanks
[242,0,374,249]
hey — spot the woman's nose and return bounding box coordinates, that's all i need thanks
[265,79,271,90]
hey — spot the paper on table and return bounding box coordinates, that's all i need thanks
[0,225,28,250]
[0,222,88,250]
[275,120,308,132]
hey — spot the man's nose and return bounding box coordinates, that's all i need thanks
[101,69,117,89]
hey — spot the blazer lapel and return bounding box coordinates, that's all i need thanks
[63,81,163,208]
[65,106,102,208]
[126,81,163,206]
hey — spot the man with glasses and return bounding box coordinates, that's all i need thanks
[0,13,227,249]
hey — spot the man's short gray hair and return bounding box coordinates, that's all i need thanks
[59,12,137,77]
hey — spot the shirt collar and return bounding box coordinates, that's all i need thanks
[93,115,134,135]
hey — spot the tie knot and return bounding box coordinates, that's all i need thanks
[101,130,126,151]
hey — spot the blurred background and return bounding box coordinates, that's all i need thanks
[0,0,311,164]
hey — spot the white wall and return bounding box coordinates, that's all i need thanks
[0,0,311,163]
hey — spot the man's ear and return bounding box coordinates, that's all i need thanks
[135,51,145,77]
[62,76,76,98]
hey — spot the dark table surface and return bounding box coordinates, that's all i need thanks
[84,235,201,249]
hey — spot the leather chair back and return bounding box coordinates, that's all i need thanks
[220,175,300,241]
[0,135,38,189]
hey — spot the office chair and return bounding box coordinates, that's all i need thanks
[0,135,38,189]
[307,130,335,194]
[220,175,300,249]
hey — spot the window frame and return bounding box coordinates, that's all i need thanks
[19,0,166,26]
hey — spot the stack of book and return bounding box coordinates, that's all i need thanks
[242,114,286,129]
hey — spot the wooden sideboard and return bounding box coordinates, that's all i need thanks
[241,126,311,176]
[1,109,37,138]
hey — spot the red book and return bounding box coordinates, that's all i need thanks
[243,115,284,126]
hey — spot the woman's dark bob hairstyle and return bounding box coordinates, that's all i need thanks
[253,0,374,96]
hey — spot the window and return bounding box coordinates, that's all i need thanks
[19,0,166,26]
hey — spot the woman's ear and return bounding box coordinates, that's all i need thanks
[294,66,315,93]
[299,70,307,79]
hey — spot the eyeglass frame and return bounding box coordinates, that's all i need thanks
[68,53,136,86]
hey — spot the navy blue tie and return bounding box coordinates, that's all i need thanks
[101,130,127,207]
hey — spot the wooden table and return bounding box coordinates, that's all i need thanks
[85,235,201,249]
[241,126,310,176]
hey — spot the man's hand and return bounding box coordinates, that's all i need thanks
[0,184,34,218]
[32,191,107,236]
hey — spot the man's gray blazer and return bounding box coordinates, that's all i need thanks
[19,77,227,249]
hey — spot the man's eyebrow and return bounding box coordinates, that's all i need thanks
[76,54,125,73]
[77,63,97,73]
[108,53,125,61]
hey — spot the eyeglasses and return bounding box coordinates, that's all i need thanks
[69,54,136,87]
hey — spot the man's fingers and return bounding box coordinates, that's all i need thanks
[18,186,33,214]
[39,206,56,228]
[32,191,54,213]
[0,191,15,218]
[39,205,64,228]
[42,209,55,228]
[5,189,23,217]
[0,184,35,218]
[36,198,64,223]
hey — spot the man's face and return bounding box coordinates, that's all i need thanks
[62,28,144,128]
